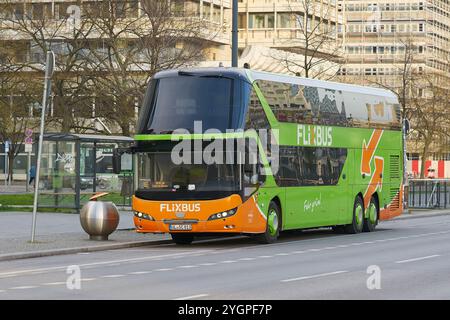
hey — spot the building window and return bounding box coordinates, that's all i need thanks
[238,13,246,28]
[248,13,274,29]
[277,13,291,28]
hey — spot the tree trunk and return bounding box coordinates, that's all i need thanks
[7,149,14,182]
[419,140,430,179]
[120,122,130,137]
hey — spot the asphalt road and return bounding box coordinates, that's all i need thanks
[1,214,450,299]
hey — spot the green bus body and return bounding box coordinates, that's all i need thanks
[134,68,403,236]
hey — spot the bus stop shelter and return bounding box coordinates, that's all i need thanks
[37,133,134,213]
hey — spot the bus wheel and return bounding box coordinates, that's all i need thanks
[344,196,364,234]
[171,233,194,245]
[257,201,281,244]
[363,196,379,232]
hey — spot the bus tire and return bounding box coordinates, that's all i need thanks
[256,201,281,244]
[363,196,379,232]
[171,233,194,245]
[344,196,364,234]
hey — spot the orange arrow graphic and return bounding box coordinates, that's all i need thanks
[364,156,384,208]
[361,129,383,175]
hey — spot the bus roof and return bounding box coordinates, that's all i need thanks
[153,67,398,101]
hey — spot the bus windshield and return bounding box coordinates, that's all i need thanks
[137,152,241,192]
[145,76,245,133]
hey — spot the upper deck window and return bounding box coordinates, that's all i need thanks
[255,80,401,130]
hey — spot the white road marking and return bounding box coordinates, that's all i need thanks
[395,255,441,264]
[198,263,217,266]
[0,251,209,279]
[128,271,152,275]
[220,260,237,264]
[258,255,273,258]
[238,257,255,261]
[81,278,96,281]
[275,253,289,256]
[10,286,39,290]
[178,265,197,269]
[101,275,125,278]
[281,270,349,283]
[154,268,173,272]
[173,294,209,300]
[42,282,65,286]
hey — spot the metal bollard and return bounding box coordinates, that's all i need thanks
[80,193,120,241]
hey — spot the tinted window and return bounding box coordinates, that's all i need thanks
[145,76,242,133]
[256,80,401,130]
[275,146,347,187]
[244,85,270,130]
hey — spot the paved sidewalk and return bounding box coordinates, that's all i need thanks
[0,211,135,239]
[0,211,171,261]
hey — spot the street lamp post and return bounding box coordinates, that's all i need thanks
[231,0,238,67]
[31,51,55,243]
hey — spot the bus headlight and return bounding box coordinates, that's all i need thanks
[208,208,237,221]
[134,211,155,221]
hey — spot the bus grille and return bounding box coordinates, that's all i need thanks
[390,188,400,209]
[390,155,400,179]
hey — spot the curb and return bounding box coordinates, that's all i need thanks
[0,239,173,262]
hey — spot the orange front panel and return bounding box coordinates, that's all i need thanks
[132,194,267,234]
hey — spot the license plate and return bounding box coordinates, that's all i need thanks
[169,224,192,231]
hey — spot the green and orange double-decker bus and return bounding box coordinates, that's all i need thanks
[129,68,403,244]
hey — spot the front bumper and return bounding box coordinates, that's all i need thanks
[132,194,267,234]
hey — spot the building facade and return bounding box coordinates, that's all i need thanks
[237,0,343,76]
[339,0,450,177]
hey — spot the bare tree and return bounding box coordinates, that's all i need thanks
[271,0,343,79]
[0,68,41,181]
[83,0,212,135]
[372,38,416,120]
[0,0,98,133]
[408,72,450,178]
[370,38,450,178]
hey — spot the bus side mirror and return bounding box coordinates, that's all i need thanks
[258,163,266,185]
[113,147,133,174]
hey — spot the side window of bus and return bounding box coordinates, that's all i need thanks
[275,147,302,186]
[245,87,270,130]
[255,79,401,130]
[275,146,347,187]
[255,80,301,123]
